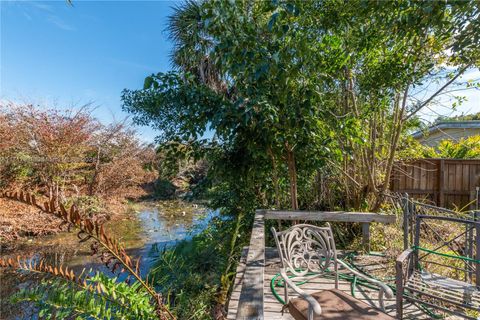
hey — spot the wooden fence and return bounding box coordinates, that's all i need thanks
[391,159,480,209]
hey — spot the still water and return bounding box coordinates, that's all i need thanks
[0,200,214,320]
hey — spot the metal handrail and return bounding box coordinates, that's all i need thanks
[416,214,480,226]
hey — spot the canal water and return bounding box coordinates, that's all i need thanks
[0,200,214,320]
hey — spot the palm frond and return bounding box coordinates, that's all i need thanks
[167,0,226,91]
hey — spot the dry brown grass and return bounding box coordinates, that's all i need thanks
[0,197,62,241]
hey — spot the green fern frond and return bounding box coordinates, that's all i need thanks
[1,191,175,320]
[12,272,158,320]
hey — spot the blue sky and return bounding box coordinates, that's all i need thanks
[1,1,479,143]
[1,0,176,141]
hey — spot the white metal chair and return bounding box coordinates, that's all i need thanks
[271,223,394,320]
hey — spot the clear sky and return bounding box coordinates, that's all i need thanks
[1,0,479,144]
[1,0,176,142]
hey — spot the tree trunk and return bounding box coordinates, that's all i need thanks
[268,148,281,209]
[372,87,409,211]
[286,144,298,210]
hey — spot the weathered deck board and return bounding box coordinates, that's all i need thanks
[263,210,396,223]
[235,210,265,319]
[227,247,444,319]
[227,247,247,320]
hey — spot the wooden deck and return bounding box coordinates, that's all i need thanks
[225,209,467,319]
[227,247,429,320]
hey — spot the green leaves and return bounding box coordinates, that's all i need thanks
[124,71,232,144]
[254,62,270,80]
[143,75,154,90]
[267,12,279,31]
[123,0,479,213]
[12,272,157,320]
[285,3,299,16]
[428,136,480,159]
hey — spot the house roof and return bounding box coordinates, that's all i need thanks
[412,120,480,139]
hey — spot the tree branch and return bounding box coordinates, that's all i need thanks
[404,65,470,121]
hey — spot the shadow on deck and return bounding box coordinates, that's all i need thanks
[226,209,444,319]
[227,247,429,319]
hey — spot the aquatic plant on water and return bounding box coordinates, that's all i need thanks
[0,191,175,320]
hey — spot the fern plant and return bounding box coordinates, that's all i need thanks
[11,272,157,320]
[0,191,175,320]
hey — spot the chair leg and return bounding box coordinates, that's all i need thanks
[396,261,404,319]
[308,306,314,320]
[396,292,403,319]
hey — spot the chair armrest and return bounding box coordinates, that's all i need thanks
[396,249,414,289]
[337,259,393,311]
[396,248,414,266]
[337,259,394,298]
[280,269,322,315]
[395,248,414,316]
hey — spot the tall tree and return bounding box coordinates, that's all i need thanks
[123,0,479,211]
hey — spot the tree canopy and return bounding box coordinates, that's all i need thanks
[123,0,479,211]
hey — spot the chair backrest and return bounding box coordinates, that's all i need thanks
[414,214,480,286]
[271,223,337,278]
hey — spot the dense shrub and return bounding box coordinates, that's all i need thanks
[424,135,480,159]
[0,103,156,201]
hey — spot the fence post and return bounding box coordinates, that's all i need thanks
[468,188,480,283]
[475,210,480,287]
[470,190,478,211]
[362,223,370,253]
[438,159,445,207]
[466,189,478,282]
[475,187,479,210]
[402,194,409,250]
[409,199,416,248]
[236,210,265,320]
[465,210,474,283]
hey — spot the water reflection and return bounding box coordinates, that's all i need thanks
[0,200,213,320]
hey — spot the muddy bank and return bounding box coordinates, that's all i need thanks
[0,199,215,320]
[0,197,62,241]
